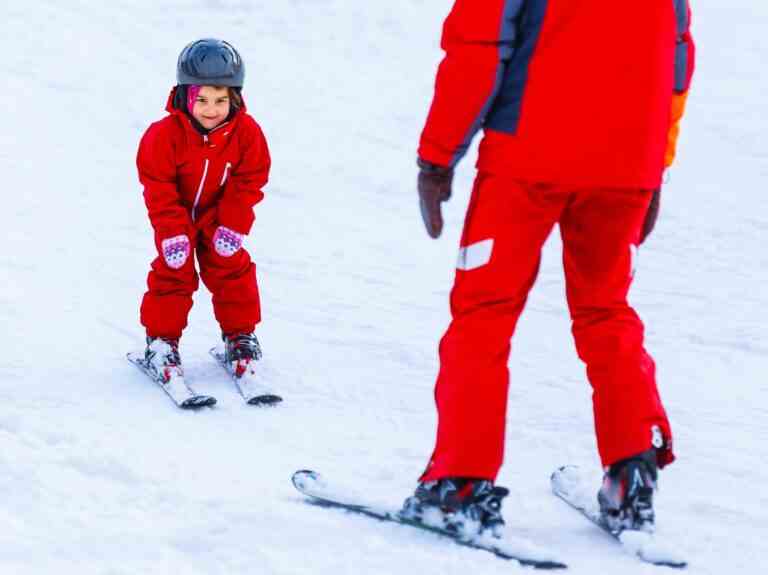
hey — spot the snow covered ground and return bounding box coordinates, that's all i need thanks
[2,1,766,573]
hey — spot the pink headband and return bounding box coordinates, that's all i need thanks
[186,85,201,113]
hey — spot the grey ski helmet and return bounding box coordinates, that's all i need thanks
[177,38,244,87]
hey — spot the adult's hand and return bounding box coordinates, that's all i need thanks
[417,158,453,239]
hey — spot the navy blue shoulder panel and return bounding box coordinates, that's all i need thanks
[447,0,526,167]
[672,0,691,93]
[485,0,549,134]
[673,0,689,33]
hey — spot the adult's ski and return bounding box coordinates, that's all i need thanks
[127,352,217,409]
[550,465,686,568]
[292,469,566,569]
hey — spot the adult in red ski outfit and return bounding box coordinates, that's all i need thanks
[136,39,275,400]
[403,0,695,536]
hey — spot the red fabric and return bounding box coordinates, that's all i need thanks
[417,0,510,167]
[138,88,270,238]
[420,174,674,482]
[141,220,261,339]
[419,0,695,189]
[137,88,269,337]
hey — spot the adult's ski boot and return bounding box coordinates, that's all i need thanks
[402,477,510,538]
[598,448,658,534]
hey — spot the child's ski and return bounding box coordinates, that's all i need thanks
[291,469,567,569]
[550,465,686,568]
[127,352,217,409]
[209,348,282,406]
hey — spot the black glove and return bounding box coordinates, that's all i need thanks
[640,188,660,244]
[417,158,453,239]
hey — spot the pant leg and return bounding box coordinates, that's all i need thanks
[197,224,261,336]
[140,236,199,340]
[559,187,675,468]
[421,175,566,482]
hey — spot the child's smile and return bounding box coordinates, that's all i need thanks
[191,85,231,130]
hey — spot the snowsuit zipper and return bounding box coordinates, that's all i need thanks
[220,162,232,187]
[191,158,209,222]
[191,123,230,222]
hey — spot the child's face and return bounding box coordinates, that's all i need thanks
[191,86,231,130]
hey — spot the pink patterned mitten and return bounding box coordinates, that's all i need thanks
[213,225,244,257]
[161,235,190,269]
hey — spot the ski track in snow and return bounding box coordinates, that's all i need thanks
[2,1,767,573]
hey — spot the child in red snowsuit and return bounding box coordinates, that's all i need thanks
[403,1,695,537]
[136,38,276,402]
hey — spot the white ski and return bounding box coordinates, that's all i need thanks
[292,469,566,569]
[550,465,687,568]
[209,347,282,405]
[127,352,216,409]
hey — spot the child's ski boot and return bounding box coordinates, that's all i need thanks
[144,336,183,383]
[217,332,282,405]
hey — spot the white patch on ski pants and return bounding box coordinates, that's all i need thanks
[456,239,494,271]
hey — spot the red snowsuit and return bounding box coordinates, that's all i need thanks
[419,0,695,481]
[138,89,270,339]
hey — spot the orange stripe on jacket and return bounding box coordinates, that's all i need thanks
[664,91,689,168]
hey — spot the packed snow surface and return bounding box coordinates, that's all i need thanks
[2,1,766,573]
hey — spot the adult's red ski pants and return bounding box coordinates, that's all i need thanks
[140,222,261,340]
[421,174,674,482]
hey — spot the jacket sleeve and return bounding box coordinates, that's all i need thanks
[137,122,190,239]
[217,116,270,235]
[418,0,523,169]
[665,0,695,168]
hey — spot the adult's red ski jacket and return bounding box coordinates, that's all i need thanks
[137,89,270,242]
[418,0,695,189]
